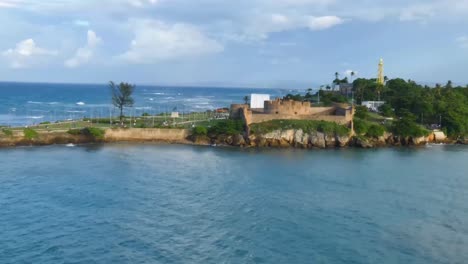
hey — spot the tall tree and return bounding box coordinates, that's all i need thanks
[446,80,453,89]
[110,81,135,125]
[333,72,340,84]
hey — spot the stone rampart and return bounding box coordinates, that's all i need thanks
[104,128,190,142]
[264,99,312,115]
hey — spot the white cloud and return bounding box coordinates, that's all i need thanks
[243,13,345,41]
[0,0,23,8]
[119,19,224,63]
[400,4,435,22]
[65,30,102,68]
[2,38,57,68]
[128,0,159,7]
[74,20,90,27]
[307,16,344,30]
[456,36,468,48]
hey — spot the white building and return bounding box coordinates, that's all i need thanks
[361,101,385,112]
[250,94,270,109]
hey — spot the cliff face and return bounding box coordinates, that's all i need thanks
[201,129,443,148]
[249,130,347,148]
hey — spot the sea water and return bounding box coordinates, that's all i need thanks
[1,144,468,263]
[0,82,289,126]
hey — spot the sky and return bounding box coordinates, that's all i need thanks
[0,0,467,88]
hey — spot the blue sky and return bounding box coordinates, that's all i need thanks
[0,0,467,88]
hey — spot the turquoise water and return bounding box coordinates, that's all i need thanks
[0,82,287,126]
[1,144,468,263]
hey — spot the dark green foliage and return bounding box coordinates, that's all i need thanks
[67,127,105,140]
[283,94,304,101]
[193,126,208,136]
[40,121,51,125]
[391,110,428,137]
[2,128,13,137]
[354,106,369,120]
[318,91,348,106]
[110,81,135,123]
[243,96,249,105]
[367,124,385,138]
[67,129,82,135]
[141,113,150,117]
[378,103,394,117]
[208,120,244,135]
[23,128,39,139]
[355,77,468,137]
[354,118,386,137]
[353,118,368,135]
[250,120,350,136]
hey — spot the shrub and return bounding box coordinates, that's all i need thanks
[355,106,369,120]
[67,129,82,135]
[208,120,244,135]
[24,128,39,140]
[86,127,106,139]
[378,104,394,117]
[67,127,105,139]
[40,121,51,125]
[2,128,13,137]
[366,124,385,138]
[392,110,429,137]
[353,118,369,135]
[193,126,208,136]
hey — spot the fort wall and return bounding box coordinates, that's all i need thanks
[104,128,190,142]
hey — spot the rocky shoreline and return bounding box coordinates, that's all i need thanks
[193,129,466,148]
[0,128,466,149]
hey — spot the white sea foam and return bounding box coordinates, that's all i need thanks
[76,102,86,106]
[27,116,45,119]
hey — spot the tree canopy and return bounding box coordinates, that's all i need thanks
[110,81,135,124]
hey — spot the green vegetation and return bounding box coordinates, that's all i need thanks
[208,120,244,135]
[391,110,429,138]
[354,106,369,120]
[110,81,135,124]
[23,128,39,140]
[353,107,386,138]
[250,120,350,136]
[354,78,468,137]
[2,128,13,137]
[67,127,106,140]
[192,126,208,136]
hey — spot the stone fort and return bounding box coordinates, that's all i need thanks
[230,98,354,127]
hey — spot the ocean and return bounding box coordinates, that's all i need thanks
[1,144,468,263]
[1,82,468,263]
[0,82,291,126]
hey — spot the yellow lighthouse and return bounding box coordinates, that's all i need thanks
[377,58,384,85]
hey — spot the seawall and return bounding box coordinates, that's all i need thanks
[104,128,190,143]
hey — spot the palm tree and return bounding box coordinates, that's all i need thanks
[243,95,249,105]
[350,71,355,83]
[334,72,340,84]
